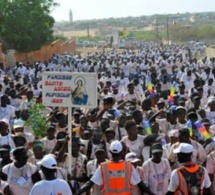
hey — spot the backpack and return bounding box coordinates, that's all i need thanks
[177,165,204,195]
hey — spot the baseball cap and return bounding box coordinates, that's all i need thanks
[157,98,165,105]
[0,145,11,152]
[48,124,56,130]
[197,86,203,91]
[13,119,24,129]
[187,112,198,119]
[192,96,201,102]
[208,97,215,104]
[83,127,92,134]
[105,128,115,135]
[168,129,179,137]
[125,152,141,163]
[56,112,65,119]
[109,140,122,153]
[112,83,119,89]
[173,143,193,154]
[73,109,81,116]
[176,106,186,112]
[151,143,163,154]
[37,155,57,169]
[32,141,44,149]
[0,118,9,126]
[95,145,105,153]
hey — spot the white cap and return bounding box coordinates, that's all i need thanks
[125,152,140,163]
[176,106,186,111]
[208,97,215,104]
[173,143,193,154]
[13,119,24,129]
[168,129,179,137]
[37,155,57,169]
[110,140,122,153]
[0,118,9,126]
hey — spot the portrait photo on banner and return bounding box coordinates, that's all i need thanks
[71,73,97,108]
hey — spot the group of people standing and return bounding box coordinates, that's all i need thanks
[0,42,215,195]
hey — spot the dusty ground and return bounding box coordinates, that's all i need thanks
[60,29,99,38]
[76,47,113,56]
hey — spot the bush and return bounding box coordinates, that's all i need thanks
[25,102,48,139]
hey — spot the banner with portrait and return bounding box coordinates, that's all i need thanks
[42,72,98,108]
[71,73,98,108]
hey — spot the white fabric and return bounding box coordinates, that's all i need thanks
[87,159,102,195]
[0,134,16,149]
[142,158,171,195]
[0,180,9,194]
[41,137,57,154]
[2,162,37,195]
[0,105,15,121]
[122,135,145,158]
[29,178,72,195]
[169,140,207,165]
[206,151,215,193]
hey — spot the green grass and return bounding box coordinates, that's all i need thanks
[78,36,106,42]
[169,23,215,41]
[129,30,164,41]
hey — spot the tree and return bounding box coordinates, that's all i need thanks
[0,0,58,52]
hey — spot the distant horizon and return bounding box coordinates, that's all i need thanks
[51,0,214,22]
[54,11,215,23]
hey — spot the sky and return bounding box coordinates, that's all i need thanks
[51,0,214,21]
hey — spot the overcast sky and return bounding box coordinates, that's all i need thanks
[51,0,214,21]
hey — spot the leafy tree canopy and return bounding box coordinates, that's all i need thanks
[0,0,58,52]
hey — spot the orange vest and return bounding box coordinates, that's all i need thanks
[174,164,204,195]
[100,161,132,195]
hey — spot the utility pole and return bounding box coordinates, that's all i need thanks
[167,16,169,45]
[156,19,159,43]
[87,22,90,37]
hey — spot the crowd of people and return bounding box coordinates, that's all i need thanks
[0,42,215,195]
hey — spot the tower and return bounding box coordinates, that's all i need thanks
[69,9,73,23]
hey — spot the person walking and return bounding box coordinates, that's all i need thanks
[76,140,155,195]
[166,143,212,195]
[2,147,39,195]
[29,154,72,195]
[142,143,171,195]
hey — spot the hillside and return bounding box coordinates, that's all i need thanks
[53,12,215,44]
[54,12,215,32]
